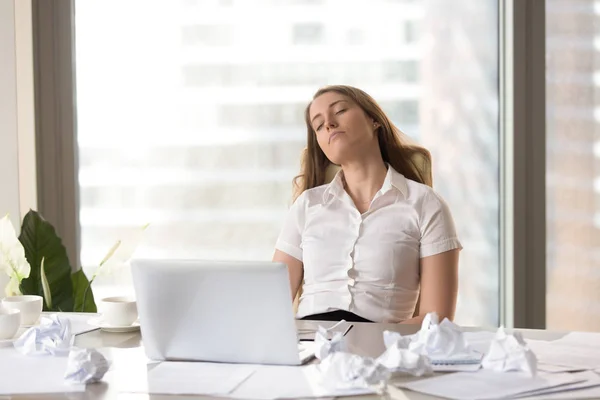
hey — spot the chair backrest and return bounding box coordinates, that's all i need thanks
[293,150,433,318]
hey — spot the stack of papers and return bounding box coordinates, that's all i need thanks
[518,371,600,399]
[526,333,600,371]
[397,370,586,400]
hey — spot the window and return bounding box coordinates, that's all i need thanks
[346,28,365,46]
[74,0,499,326]
[181,25,234,46]
[404,19,418,43]
[292,23,325,45]
[546,0,600,331]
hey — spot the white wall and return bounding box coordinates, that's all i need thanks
[0,0,36,294]
[0,0,20,226]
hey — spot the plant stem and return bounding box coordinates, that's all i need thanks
[81,277,95,313]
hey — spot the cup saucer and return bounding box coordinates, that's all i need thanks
[0,336,17,347]
[0,328,25,347]
[88,317,140,333]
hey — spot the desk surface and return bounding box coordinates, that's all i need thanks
[8,320,567,400]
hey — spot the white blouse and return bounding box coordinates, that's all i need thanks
[275,165,462,323]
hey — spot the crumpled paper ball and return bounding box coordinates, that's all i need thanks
[408,313,479,362]
[314,326,346,360]
[13,314,72,356]
[64,347,110,384]
[318,352,391,390]
[481,327,537,376]
[378,335,432,377]
[312,319,432,395]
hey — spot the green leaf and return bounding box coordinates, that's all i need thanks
[40,257,53,309]
[72,268,97,313]
[18,210,74,311]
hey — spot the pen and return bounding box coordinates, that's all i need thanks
[342,324,354,337]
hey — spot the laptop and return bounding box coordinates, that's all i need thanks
[130,259,315,365]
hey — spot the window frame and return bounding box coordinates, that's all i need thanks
[499,0,546,329]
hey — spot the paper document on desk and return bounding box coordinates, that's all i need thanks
[58,313,102,336]
[0,347,85,394]
[229,364,372,399]
[397,370,583,400]
[36,312,100,336]
[537,363,585,373]
[527,334,600,370]
[118,361,256,395]
[516,370,600,399]
[552,332,600,347]
[119,361,371,399]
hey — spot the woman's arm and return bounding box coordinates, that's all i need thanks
[400,249,459,324]
[273,250,304,300]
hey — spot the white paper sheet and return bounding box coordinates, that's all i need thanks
[398,370,583,400]
[520,385,600,400]
[538,363,585,373]
[516,370,600,399]
[527,337,600,370]
[61,313,103,336]
[0,347,85,394]
[117,361,256,395]
[229,364,372,399]
[36,312,99,336]
[552,332,600,347]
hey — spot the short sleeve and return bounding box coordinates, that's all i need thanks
[274,192,307,261]
[419,189,463,258]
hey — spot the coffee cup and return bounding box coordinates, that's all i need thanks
[0,307,21,340]
[100,296,137,327]
[2,295,43,326]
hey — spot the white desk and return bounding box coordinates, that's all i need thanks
[5,319,569,400]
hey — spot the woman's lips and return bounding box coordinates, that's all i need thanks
[328,131,344,144]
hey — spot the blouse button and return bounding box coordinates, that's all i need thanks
[348,278,356,287]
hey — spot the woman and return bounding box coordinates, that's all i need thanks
[273,85,462,324]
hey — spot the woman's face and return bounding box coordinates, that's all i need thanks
[308,91,379,165]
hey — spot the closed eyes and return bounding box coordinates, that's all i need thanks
[314,109,347,132]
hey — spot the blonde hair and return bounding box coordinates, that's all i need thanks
[293,85,432,200]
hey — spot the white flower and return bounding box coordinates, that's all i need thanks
[0,215,31,296]
[92,223,149,279]
[5,275,21,297]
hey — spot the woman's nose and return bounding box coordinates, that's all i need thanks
[325,118,338,130]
